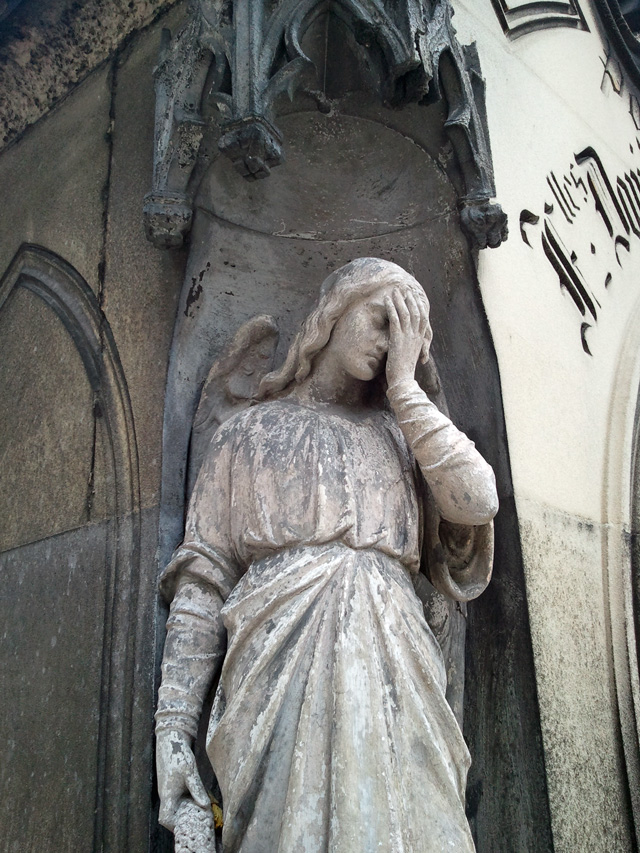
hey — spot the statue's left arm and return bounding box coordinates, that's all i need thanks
[386,377,498,526]
[384,287,498,602]
[387,377,497,602]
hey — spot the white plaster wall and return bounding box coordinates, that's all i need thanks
[451,0,640,847]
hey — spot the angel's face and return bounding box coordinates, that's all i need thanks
[327,288,392,382]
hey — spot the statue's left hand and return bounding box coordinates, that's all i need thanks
[385,289,432,387]
[156,728,210,831]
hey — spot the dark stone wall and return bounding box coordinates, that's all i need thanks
[0,5,188,850]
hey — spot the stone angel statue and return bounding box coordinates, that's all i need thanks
[155,258,498,853]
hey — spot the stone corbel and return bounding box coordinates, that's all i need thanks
[144,0,508,250]
[143,7,217,248]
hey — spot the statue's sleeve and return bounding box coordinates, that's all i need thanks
[159,420,242,603]
[156,421,242,738]
[387,377,497,602]
[422,484,495,602]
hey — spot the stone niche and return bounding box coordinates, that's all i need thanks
[161,10,486,561]
[158,8,551,853]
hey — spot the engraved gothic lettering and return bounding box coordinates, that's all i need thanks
[520,143,640,354]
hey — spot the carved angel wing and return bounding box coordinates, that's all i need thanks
[187,314,279,498]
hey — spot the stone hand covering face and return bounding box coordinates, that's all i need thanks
[160,384,496,853]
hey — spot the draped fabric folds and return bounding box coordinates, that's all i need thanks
[160,397,493,853]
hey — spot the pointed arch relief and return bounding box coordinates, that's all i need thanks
[0,245,141,852]
[143,0,507,251]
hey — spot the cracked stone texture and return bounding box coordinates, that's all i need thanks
[102,1,188,510]
[0,4,187,515]
[0,0,179,151]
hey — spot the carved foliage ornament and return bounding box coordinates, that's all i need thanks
[143,0,508,250]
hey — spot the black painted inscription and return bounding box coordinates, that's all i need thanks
[521,144,640,355]
[491,0,588,39]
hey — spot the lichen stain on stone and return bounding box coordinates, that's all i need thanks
[0,0,181,150]
[184,277,203,317]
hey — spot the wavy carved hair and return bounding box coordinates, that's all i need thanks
[257,258,431,400]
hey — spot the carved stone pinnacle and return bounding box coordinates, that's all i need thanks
[144,0,508,251]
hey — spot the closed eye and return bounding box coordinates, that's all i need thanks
[369,307,388,329]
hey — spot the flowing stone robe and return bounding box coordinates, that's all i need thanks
[159,381,497,853]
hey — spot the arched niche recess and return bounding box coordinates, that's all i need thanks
[160,9,460,564]
[603,292,640,848]
[157,9,552,852]
[0,245,140,852]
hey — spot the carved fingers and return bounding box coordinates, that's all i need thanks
[385,289,432,386]
[156,729,210,831]
[406,291,431,349]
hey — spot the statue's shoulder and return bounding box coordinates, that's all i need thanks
[216,397,312,439]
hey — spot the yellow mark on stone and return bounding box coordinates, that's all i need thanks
[209,794,224,829]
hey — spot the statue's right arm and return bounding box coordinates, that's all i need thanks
[155,574,227,830]
[155,418,242,830]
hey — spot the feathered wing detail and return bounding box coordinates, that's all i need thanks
[187,315,279,498]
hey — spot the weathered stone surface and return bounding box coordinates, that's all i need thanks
[0,523,109,850]
[157,98,551,849]
[0,63,110,293]
[160,102,506,568]
[0,506,161,853]
[0,286,96,551]
[144,0,506,249]
[518,498,634,851]
[102,4,187,508]
[0,5,556,850]
[465,497,555,852]
[0,7,187,853]
[156,258,498,852]
[450,2,640,839]
[129,505,168,852]
[0,11,191,849]
[0,0,180,151]
[195,112,454,242]
[187,314,279,498]
[0,240,148,850]
[0,1,24,24]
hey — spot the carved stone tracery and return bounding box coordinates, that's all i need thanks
[144,0,508,249]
